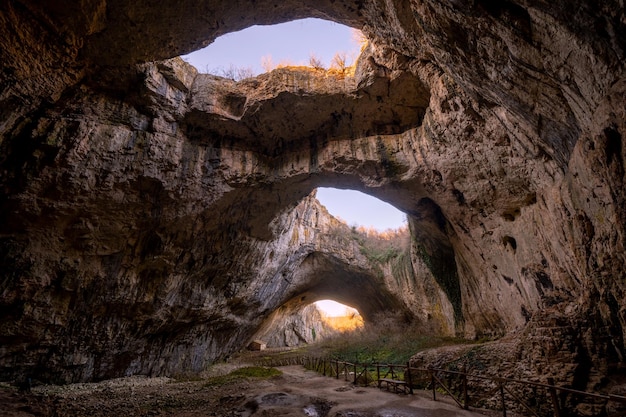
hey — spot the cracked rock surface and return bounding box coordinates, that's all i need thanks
[0,1,624,404]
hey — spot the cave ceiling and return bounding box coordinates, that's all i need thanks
[0,0,624,387]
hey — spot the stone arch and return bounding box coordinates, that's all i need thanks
[273,251,408,322]
[0,53,456,383]
[249,250,405,348]
[234,185,460,341]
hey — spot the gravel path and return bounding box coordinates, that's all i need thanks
[0,365,513,417]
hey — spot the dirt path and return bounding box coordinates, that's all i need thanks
[0,365,512,417]
[240,365,505,417]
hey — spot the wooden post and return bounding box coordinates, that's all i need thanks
[431,370,437,401]
[353,363,357,384]
[406,362,414,394]
[377,364,381,387]
[336,361,339,379]
[547,378,561,417]
[462,365,469,409]
[500,382,507,417]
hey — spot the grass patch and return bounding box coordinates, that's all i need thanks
[302,314,469,365]
[229,367,282,378]
[203,366,282,387]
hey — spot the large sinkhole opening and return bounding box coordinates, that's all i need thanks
[182,18,365,79]
[316,187,407,231]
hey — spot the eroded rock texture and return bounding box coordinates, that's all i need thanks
[0,0,624,400]
[252,304,338,348]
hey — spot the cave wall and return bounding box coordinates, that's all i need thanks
[252,304,339,348]
[0,0,624,387]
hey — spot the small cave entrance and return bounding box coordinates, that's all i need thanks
[315,299,364,332]
[251,299,364,350]
[250,242,412,351]
[181,18,364,78]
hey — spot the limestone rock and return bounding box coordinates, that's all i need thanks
[252,304,338,348]
[0,0,624,401]
[411,306,626,416]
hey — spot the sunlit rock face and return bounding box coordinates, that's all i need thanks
[252,304,338,348]
[0,0,624,392]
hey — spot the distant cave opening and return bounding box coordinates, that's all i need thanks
[248,185,414,349]
[251,299,364,349]
[181,18,364,79]
[315,299,364,331]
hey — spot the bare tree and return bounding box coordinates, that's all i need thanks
[235,66,255,80]
[261,55,274,72]
[213,64,255,81]
[330,51,349,75]
[308,53,325,70]
[351,29,368,52]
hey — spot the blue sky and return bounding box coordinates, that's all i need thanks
[182,18,360,75]
[182,19,406,230]
[316,188,406,230]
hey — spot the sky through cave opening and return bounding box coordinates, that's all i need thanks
[181,19,404,231]
[181,18,362,77]
[316,187,407,231]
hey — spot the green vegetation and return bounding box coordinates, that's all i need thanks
[303,314,468,365]
[335,224,410,265]
[203,366,282,387]
[229,366,282,378]
[359,245,402,264]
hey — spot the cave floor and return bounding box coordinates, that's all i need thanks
[0,365,514,417]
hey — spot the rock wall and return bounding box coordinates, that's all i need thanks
[0,0,624,393]
[252,304,338,348]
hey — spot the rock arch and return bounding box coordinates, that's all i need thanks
[0,0,624,392]
[267,251,409,323]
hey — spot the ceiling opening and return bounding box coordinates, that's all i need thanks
[316,187,407,231]
[181,18,364,78]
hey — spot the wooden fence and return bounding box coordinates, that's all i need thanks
[253,355,626,417]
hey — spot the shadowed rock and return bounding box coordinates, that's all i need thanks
[0,1,624,400]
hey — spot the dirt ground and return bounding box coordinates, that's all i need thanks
[0,364,513,417]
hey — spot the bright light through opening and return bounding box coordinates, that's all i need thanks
[315,299,357,317]
[316,187,407,231]
[315,300,364,331]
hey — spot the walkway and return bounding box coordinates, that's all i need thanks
[247,365,512,417]
[7,362,515,417]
